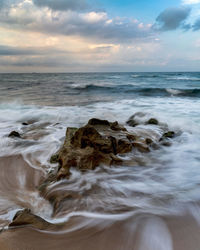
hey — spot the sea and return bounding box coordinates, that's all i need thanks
[0,72,200,250]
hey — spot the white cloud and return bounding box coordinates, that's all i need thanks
[0,0,153,42]
[182,0,200,5]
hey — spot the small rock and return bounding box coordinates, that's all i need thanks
[110,121,127,131]
[162,131,175,139]
[126,134,136,142]
[88,118,110,126]
[8,131,21,138]
[22,122,29,126]
[145,138,153,145]
[126,119,138,127]
[50,154,59,164]
[161,141,171,147]
[133,142,150,153]
[147,118,158,125]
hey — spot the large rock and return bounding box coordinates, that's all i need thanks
[51,118,147,180]
[49,117,177,181]
[56,122,131,179]
[9,209,54,230]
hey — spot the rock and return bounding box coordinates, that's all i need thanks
[127,113,160,127]
[8,131,21,138]
[147,118,158,125]
[47,192,82,215]
[117,139,133,154]
[50,154,59,164]
[71,125,113,152]
[9,209,54,230]
[126,119,138,127]
[162,131,175,138]
[126,112,146,127]
[160,131,175,142]
[110,121,127,131]
[145,138,153,145]
[161,141,171,147]
[39,117,179,216]
[22,122,29,126]
[126,134,136,142]
[53,120,134,179]
[133,142,150,153]
[46,118,176,182]
[88,118,110,126]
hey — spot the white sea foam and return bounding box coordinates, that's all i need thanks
[166,88,183,95]
[0,96,200,226]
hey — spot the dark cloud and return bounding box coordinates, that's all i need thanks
[0,45,69,56]
[192,18,200,30]
[33,0,88,11]
[155,7,191,31]
[0,45,39,56]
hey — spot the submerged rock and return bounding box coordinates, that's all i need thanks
[162,131,175,138]
[147,118,159,125]
[126,112,160,127]
[126,112,146,127]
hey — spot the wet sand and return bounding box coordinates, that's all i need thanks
[1,156,200,250]
[1,213,200,250]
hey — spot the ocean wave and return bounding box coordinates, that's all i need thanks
[131,74,140,78]
[135,88,200,97]
[167,76,200,81]
[70,84,114,90]
[166,88,183,95]
[69,84,200,97]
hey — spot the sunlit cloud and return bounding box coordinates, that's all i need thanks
[0,0,153,43]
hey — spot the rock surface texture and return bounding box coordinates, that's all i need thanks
[49,116,176,180]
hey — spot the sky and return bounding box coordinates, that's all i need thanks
[0,0,200,72]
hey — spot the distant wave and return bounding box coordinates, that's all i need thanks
[166,88,183,95]
[131,74,160,79]
[137,88,200,97]
[71,84,114,90]
[69,84,200,98]
[131,74,140,78]
[167,76,200,81]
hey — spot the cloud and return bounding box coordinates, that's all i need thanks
[155,7,191,31]
[0,0,5,9]
[193,18,200,30]
[0,44,70,56]
[0,45,39,55]
[0,0,153,43]
[182,0,200,4]
[32,0,88,11]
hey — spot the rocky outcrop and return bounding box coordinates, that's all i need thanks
[55,119,134,180]
[47,117,176,181]
[9,209,55,230]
